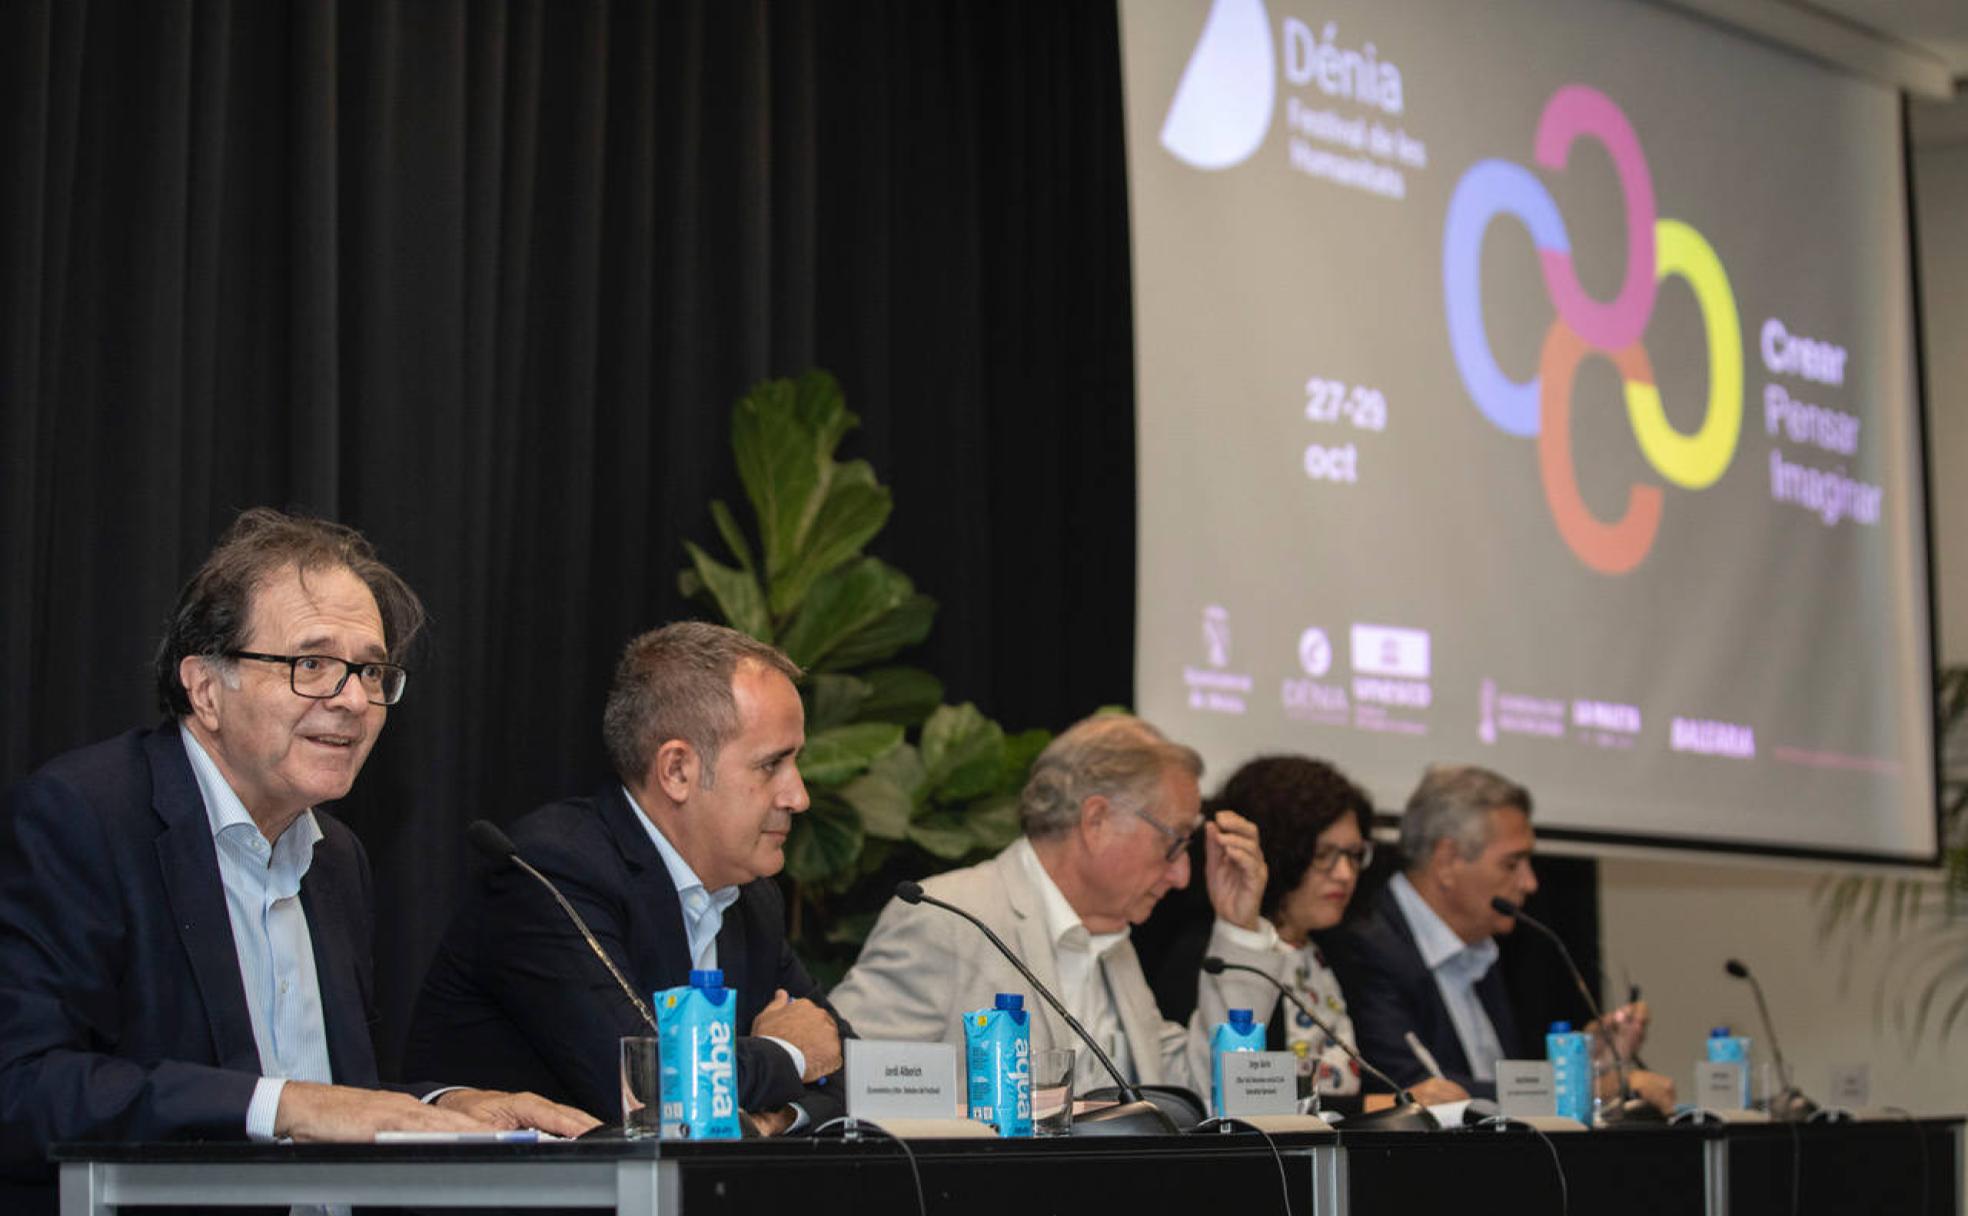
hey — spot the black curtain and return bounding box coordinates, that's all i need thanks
[1,0,1593,1074]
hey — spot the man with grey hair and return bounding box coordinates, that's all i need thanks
[829,712,1284,1101]
[407,621,848,1134]
[1330,764,1665,1108]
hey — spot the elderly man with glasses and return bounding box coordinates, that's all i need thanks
[829,712,1285,1101]
[0,508,592,1214]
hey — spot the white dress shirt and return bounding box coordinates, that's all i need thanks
[1388,872,1505,1083]
[1014,838,1135,1089]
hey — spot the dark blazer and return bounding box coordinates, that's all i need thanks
[0,725,408,1209]
[1325,881,1524,1099]
[405,787,847,1125]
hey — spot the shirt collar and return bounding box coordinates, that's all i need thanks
[623,785,741,915]
[1390,871,1497,975]
[1013,836,1128,957]
[180,725,322,864]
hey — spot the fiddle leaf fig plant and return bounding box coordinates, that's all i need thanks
[679,370,1048,976]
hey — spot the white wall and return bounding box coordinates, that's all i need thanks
[1598,95,1968,1126]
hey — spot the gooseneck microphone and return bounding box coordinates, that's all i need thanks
[892,880,1177,1135]
[1724,958,1818,1120]
[1489,897,1662,1125]
[468,819,657,1033]
[1202,956,1439,1131]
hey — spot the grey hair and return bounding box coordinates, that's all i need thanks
[1399,763,1533,871]
[602,621,802,790]
[1019,713,1204,841]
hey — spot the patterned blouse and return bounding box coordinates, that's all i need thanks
[1282,940,1363,1098]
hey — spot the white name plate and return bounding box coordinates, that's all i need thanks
[1221,1051,1301,1116]
[1495,1059,1555,1119]
[1695,1061,1748,1111]
[1828,1063,1870,1109]
[846,1040,960,1120]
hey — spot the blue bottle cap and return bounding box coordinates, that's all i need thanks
[1710,1025,1732,1037]
[690,969,725,989]
[994,993,1024,1011]
[1548,1020,1573,1033]
[1229,1008,1256,1032]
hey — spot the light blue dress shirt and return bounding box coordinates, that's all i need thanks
[181,730,335,1140]
[1389,872,1505,1083]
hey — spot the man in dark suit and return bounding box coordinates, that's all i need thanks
[1328,764,1668,1108]
[407,622,847,1133]
[0,509,593,1212]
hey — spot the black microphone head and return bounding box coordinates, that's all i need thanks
[467,819,518,862]
[1201,956,1227,975]
[1724,958,1750,979]
[1489,896,1520,917]
[894,880,925,904]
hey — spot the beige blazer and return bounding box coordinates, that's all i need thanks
[827,840,1287,1094]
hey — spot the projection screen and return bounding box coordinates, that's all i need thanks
[1121,0,1938,862]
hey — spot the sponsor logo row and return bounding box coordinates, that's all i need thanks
[1182,604,1752,759]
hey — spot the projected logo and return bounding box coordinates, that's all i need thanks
[1159,0,1275,170]
[1442,85,1743,574]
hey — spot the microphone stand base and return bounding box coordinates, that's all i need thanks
[1070,1099,1181,1136]
[1341,1102,1441,1132]
[1597,1096,1668,1126]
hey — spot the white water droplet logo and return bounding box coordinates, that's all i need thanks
[1159,0,1276,171]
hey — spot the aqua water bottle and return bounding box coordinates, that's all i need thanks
[655,968,740,1140]
[1707,1026,1752,1107]
[964,993,1033,1136]
[1210,1008,1267,1117]
[1547,1020,1591,1122]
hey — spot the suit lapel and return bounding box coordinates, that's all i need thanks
[1101,945,1164,1085]
[599,788,692,996]
[997,847,1066,1057]
[1476,966,1521,1060]
[1378,885,1476,1079]
[715,897,753,1023]
[300,831,380,1087]
[147,727,261,1074]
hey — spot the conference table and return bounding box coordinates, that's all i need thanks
[54,1116,1964,1216]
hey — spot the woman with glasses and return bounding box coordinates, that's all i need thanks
[1208,755,1467,1114]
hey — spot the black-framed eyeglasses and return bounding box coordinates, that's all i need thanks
[227,651,409,706]
[1310,841,1374,874]
[1126,805,1198,863]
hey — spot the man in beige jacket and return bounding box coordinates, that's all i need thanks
[829,713,1286,1097]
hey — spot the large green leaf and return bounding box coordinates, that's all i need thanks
[868,739,929,803]
[790,368,854,457]
[732,379,828,583]
[819,592,937,672]
[857,666,944,727]
[922,703,1005,803]
[709,499,757,578]
[804,673,873,732]
[907,811,976,860]
[775,558,913,670]
[964,792,1023,853]
[766,460,892,619]
[996,728,1053,796]
[680,541,771,641]
[799,722,904,787]
[782,796,863,886]
[840,770,917,841]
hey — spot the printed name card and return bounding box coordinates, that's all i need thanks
[1828,1063,1870,1109]
[1695,1061,1748,1111]
[1495,1059,1555,1118]
[1220,1051,1300,1116]
[845,1040,959,1120]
